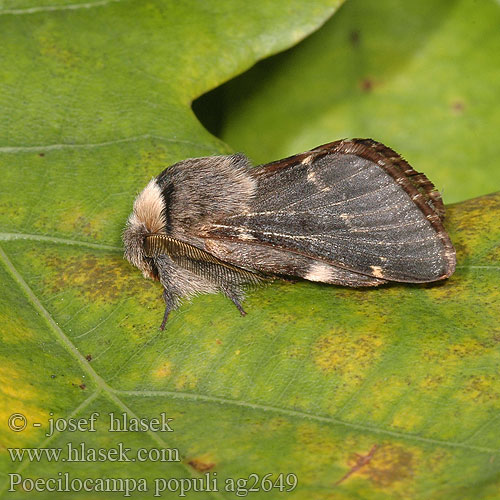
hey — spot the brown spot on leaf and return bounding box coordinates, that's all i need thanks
[38,152,45,157]
[187,458,215,472]
[85,354,92,361]
[336,444,378,485]
[357,444,414,487]
[451,100,465,114]
[361,78,373,92]
[79,384,86,390]
[350,30,360,47]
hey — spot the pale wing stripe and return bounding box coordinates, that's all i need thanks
[227,210,282,218]
[347,221,428,233]
[331,202,417,219]
[210,226,441,260]
[231,200,409,219]
[301,233,437,246]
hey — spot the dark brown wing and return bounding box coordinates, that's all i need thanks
[204,139,456,283]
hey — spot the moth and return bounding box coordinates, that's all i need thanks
[123,139,456,329]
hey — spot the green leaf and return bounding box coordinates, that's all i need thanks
[1,1,499,499]
[218,0,500,204]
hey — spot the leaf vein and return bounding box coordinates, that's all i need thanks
[111,389,500,454]
[0,0,122,16]
[0,134,219,153]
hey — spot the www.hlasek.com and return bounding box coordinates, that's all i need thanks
[8,472,298,497]
[8,441,180,463]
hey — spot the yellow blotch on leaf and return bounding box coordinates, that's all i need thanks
[419,374,444,391]
[313,329,383,381]
[37,29,79,67]
[174,372,198,390]
[391,408,424,432]
[0,364,48,447]
[458,374,499,404]
[153,361,173,378]
[445,338,487,361]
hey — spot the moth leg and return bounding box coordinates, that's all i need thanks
[221,286,247,316]
[160,288,177,330]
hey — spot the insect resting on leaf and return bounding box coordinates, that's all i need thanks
[123,139,456,329]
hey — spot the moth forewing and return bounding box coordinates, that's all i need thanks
[210,139,455,283]
[123,139,456,328]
